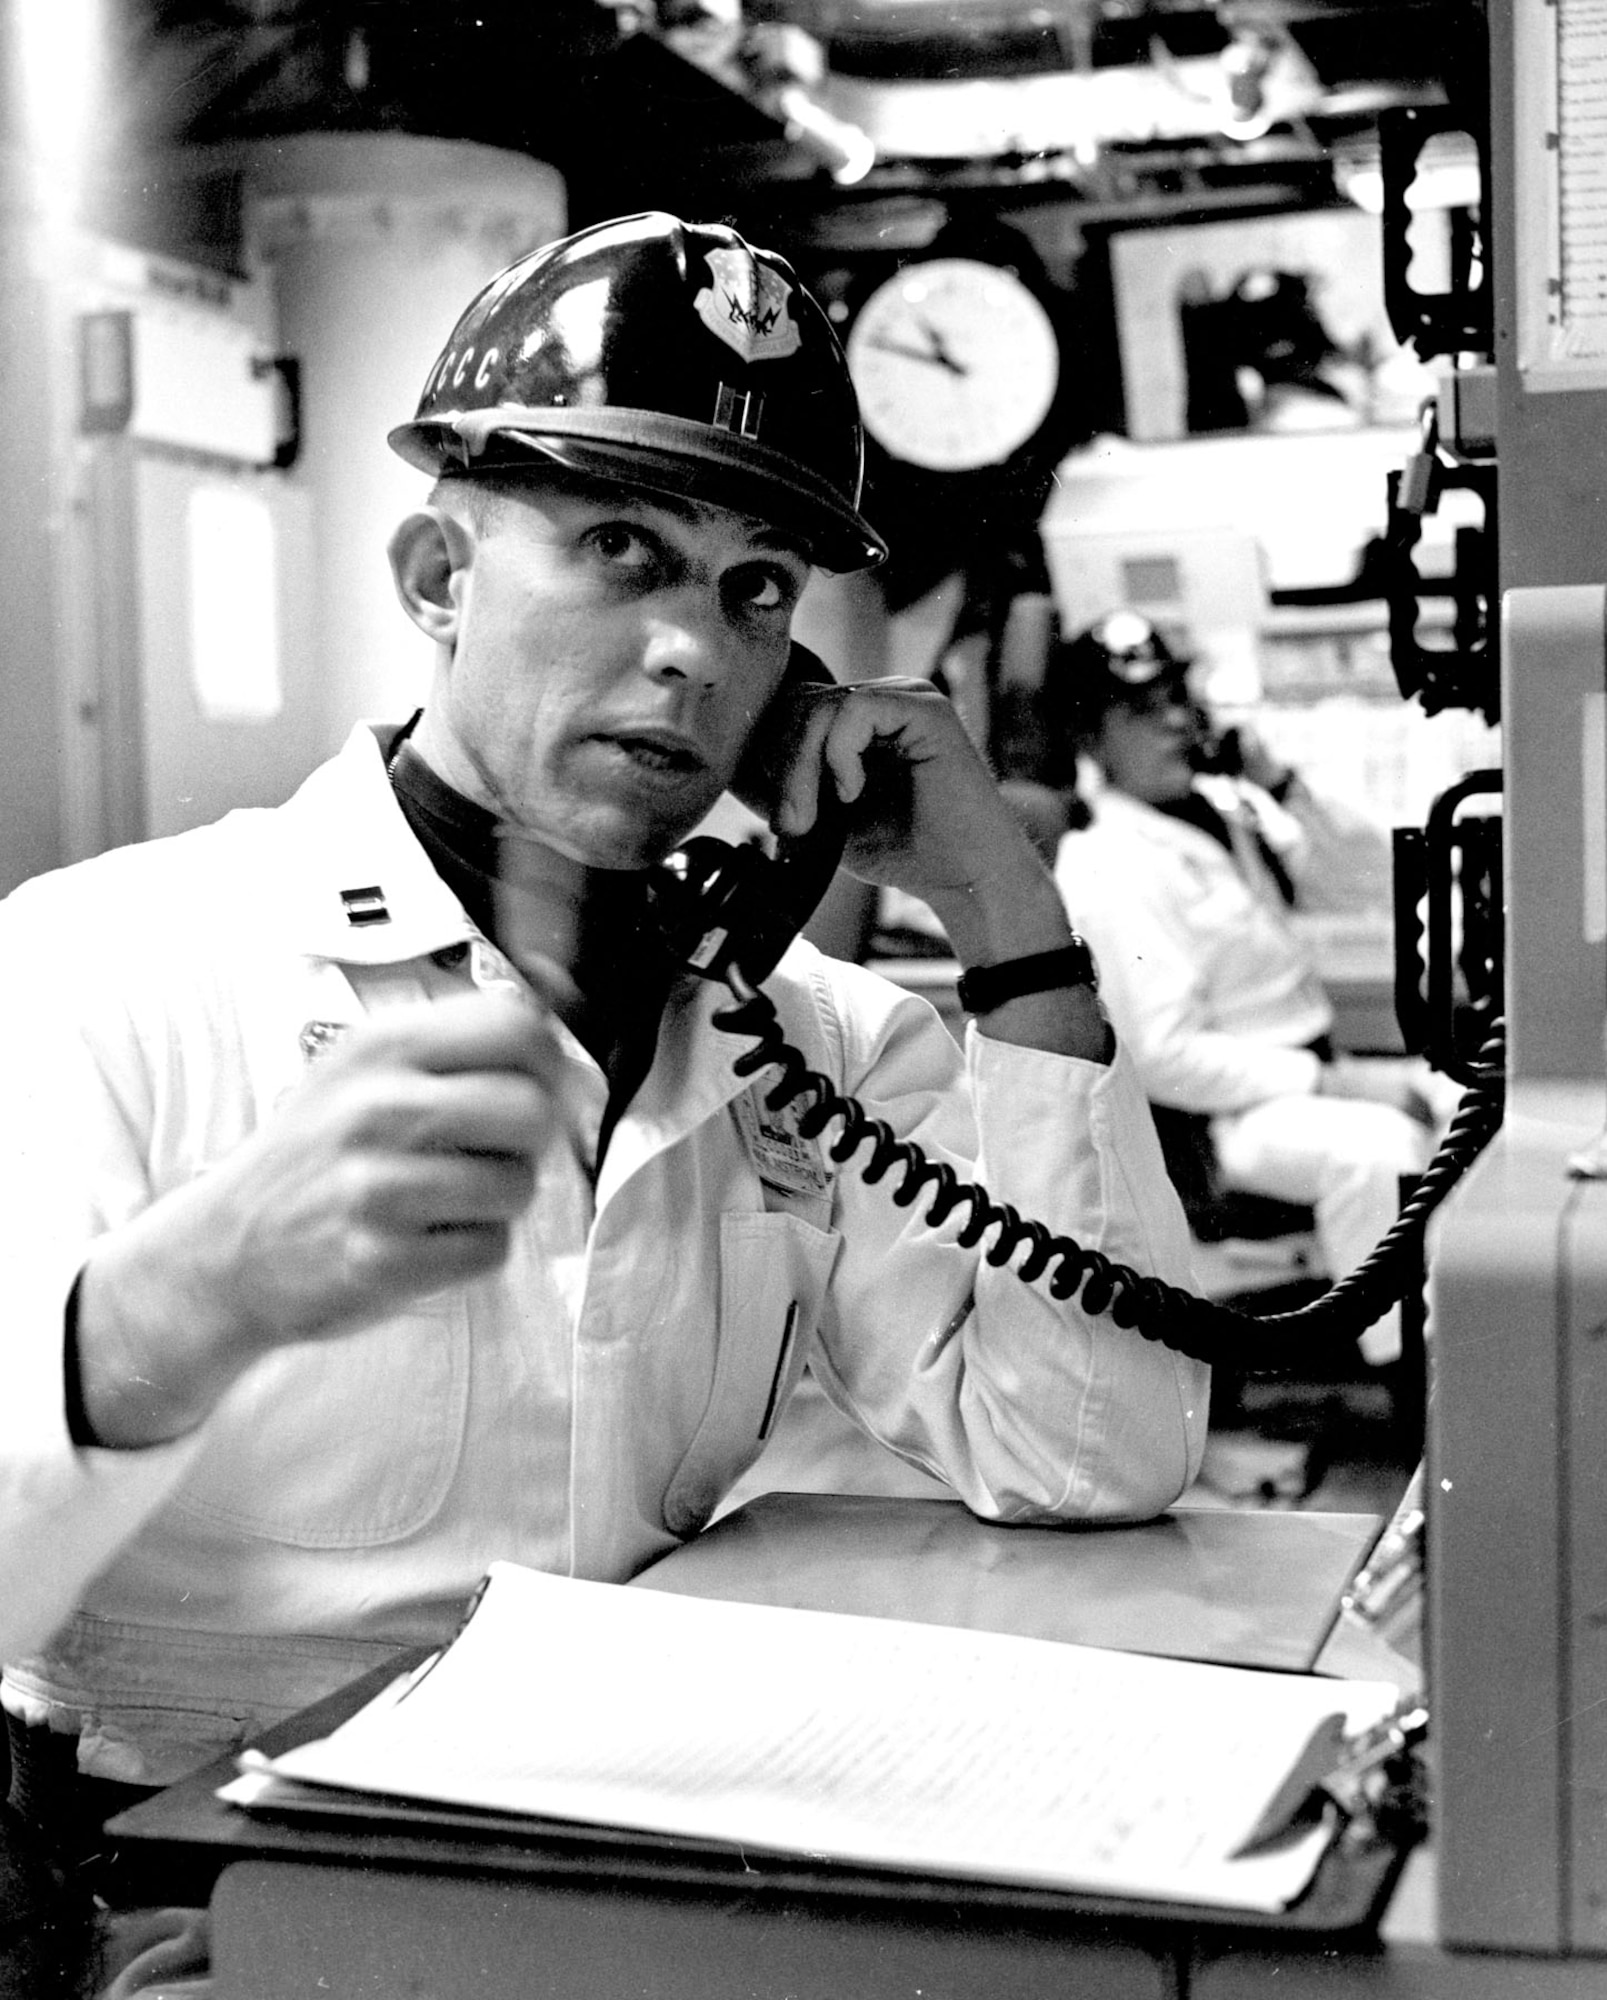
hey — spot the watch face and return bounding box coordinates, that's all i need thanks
[845,258,1061,474]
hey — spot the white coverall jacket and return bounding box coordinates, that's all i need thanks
[1053,784,1334,1116]
[0,725,1207,1784]
[1054,784,1428,1362]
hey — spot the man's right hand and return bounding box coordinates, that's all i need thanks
[73,993,570,1449]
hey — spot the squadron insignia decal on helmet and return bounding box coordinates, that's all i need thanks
[694,248,802,363]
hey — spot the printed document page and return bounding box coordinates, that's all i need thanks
[240,1562,1400,1912]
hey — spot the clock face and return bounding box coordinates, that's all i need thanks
[845,258,1061,474]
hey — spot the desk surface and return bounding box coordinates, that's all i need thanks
[635,1491,1383,1675]
[109,1497,1401,1937]
[106,1494,1414,1994]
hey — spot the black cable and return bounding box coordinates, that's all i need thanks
[713,969,1506,1377]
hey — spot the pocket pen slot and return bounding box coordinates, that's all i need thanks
[758,1300,799,1441]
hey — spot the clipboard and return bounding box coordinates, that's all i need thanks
[107,1648,1418,1944]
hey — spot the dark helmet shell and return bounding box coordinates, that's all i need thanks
[388,211,886,574]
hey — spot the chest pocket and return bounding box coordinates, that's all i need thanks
[168,953,478,1547]
[660,1211,839,1538]
[171,1298,471,1549]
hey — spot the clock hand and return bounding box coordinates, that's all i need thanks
[867,334,967,377]
[916,319,969,377]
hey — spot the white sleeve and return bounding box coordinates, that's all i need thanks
[0,886,206,1661]
[799,961,1210,1525]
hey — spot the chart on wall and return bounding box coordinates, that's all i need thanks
[1514,0,1607,390]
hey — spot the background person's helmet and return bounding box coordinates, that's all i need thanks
[388,210,886,574]
[1042,610,1193,745]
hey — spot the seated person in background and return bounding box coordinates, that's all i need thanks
[1045,611,1437,1370]
[0,217,1206,1994]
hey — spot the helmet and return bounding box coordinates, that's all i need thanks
[1041,610,1193,750]
[389,210,886,574]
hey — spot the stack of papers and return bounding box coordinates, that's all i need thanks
[223,1561,1401,1915]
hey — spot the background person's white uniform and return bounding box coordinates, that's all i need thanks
[1043,610,1435,1368]
[1055,779,1429,1364]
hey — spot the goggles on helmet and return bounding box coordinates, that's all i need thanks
[1079,611,1190,689]
[1040,611,1194,755]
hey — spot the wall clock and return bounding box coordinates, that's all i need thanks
[844,256,1062,475]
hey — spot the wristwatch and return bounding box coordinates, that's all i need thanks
[956,938,1099,1016]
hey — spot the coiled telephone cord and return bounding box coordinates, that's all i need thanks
[713,969,1506,1376]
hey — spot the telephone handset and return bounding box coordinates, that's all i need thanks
[647,643,849,987]
[645,646,1506,1374]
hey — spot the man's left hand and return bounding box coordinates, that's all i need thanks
[767,678,1108,1062]
[772,676,1041,910]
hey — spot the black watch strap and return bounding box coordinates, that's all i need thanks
[956,938,1099,1015]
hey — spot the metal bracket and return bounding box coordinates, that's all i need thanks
[1380,106,1493,360]
[1382,401,1499,723]
[1394,770,1504,1084]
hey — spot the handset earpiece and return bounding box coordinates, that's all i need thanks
[651,643,848,987]
[728,641,836,829]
